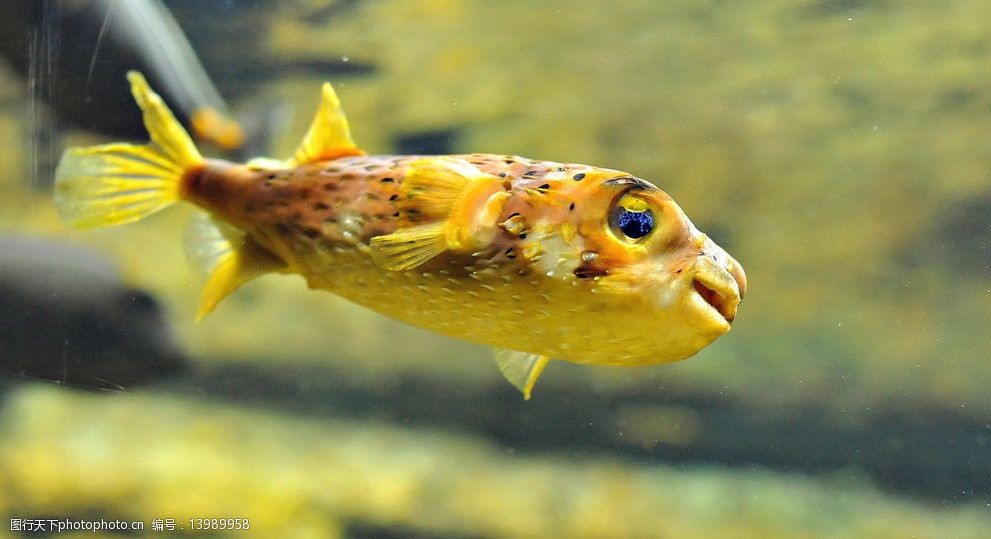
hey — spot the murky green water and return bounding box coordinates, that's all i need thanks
[0,1,988,537]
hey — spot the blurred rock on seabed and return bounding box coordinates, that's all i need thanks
[0,236,188,389]
[0,385,989,539]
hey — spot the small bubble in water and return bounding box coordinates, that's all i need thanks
[341,56,350,63]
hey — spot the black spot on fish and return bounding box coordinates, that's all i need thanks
[518,232,528,239]
[573,172,586,181]
[312,202,329,211]
[380,177,394,183]
[569,202,575,211]
[505,248,517,259]
[303,228,321,239]
[557,166,565,172]
[574,266,608,279]
[275,223,290,235]
[389,194,399,201]
[498,172,507,178]
[538,183,550,190]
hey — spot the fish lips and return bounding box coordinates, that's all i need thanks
[688,255,742,327]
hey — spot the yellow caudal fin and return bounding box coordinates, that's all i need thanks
[369,158,509,271]
[288,82,365,166]
[183,211,283,320]
[54,71,202,229]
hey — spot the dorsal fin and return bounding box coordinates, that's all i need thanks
[183,212,284,320]
[494,349,551,400]
[289,83,364,166]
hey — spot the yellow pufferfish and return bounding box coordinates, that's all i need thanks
[54,72,747,399]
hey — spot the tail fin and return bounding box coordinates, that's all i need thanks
[55,71,203,229]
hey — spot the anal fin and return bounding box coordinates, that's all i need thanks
[494,349,551,400]
[183,212,283,320]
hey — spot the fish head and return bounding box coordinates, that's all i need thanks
[547,172,746,360]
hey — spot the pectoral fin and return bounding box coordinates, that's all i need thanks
[369,158,508,271]
[494,349,551,400]
[400,158,490,218]
[368,222,447,271]
[183,212,283,320]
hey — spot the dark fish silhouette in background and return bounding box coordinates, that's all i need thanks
[0,236,188,390]
[0,0,244,187]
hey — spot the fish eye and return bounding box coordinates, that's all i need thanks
[609,196,655,241]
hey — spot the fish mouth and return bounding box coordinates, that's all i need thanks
[689,259,740,326]
[692,277,735,323]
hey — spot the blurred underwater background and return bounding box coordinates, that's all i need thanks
[0,0,989,537]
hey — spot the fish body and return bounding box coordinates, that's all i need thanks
[55,73,746,397]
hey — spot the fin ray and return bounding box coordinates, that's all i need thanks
[400,158,482,218]
[183,212,283,320]
[369,222,447,271]
[369,158,507,270]
[55,71,202,229]
[127,72,202,167]
[494,349,551,400]
[183,211,240,276]
[290,83,363,165]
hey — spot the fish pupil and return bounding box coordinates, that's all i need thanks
[617,209,654,239]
